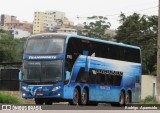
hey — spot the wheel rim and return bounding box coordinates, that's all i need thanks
[126,94,130,104]
[73,89,79,104]
[81,90,87,105]
[120,92,125,106]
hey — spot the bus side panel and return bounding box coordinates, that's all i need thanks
[88,57,141,103]
[121,65,141,102]
[88,58,121,102]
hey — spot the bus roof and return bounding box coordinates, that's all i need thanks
[29,33,140,50]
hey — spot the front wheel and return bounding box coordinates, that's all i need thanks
[45,99,52,105]
[35,98,44,105]
[69,88,79,105]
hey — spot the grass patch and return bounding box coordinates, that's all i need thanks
[141,96,158,104]
[0,93,26,104]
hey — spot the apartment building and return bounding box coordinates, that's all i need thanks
[0,14,19,27]
[33,11,65,34]
[62,18,74,26]
[33,12,44,34]
[57,27,77,34]
[0,14,33,38]
[4,21,33,34]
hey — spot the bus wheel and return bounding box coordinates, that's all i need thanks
[69,88,79,105]
[80,88,88,105]
[35,98,44,105]
[45,99,52,105]
[125,92,131,105]
[119,91,125,106]
[88,102,98,106]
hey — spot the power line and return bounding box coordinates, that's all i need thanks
[104,6,158,17]
[76,6,158,19]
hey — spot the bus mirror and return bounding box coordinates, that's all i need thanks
[19,71,24,81]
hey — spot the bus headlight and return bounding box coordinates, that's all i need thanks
[52,86,61,92]
[22,86,30,92]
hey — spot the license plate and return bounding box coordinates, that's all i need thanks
[36,92,44,96]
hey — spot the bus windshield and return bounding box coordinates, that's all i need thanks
[23,60,63,83]
[25,38,65,54]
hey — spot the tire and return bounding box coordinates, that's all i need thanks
[69,88,79,105]
[35,98,44,105]
[125,92,131,105]
[80,88,88,105]
[45,99,52,105]
[88,102,98,106]
[119,91,125,106]
[111,91,125,107]
[111,102,119,107]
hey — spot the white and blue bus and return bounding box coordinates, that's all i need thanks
[20,33,142,106]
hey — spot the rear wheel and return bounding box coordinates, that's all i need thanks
[119,91,125,106]
[125,92,131,105]
[80,88,88,105]
[69,88,79,105]
[88,102,98,106]
[111,91,125,107]
[35,98,44,105]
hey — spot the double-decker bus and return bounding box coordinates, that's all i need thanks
[20,33,141,106]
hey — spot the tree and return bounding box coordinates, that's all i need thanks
[83,16,111,40]
[115,13,157,74]
[0,29,24,62]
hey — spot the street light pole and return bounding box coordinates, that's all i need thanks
[157,0,160,102]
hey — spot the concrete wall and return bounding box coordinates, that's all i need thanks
[141,75,157,100]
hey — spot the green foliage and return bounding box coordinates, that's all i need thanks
[115,13,157,74]
[83,16,111,40]
[0,93,25,104]
[0,29,25,62]
[141,96,158,104]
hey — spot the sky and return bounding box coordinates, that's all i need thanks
[0,0,158,29]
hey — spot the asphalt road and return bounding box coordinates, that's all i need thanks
[41,103,122,110]
[0,104,160,113]
[41,103,160,110]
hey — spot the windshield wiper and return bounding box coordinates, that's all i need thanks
[23,80,41,84]
[41,80,57,84]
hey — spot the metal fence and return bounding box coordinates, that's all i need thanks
[0,69,19,91]
[0,62,22,91]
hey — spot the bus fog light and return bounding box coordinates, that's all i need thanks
[57,93,61,96]
[52,86,61,92]
[22,93,26,97]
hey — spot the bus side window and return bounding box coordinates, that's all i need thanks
[96,73,105,84]
[90,69,97,84]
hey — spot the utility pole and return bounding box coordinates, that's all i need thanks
[157,0,160,102]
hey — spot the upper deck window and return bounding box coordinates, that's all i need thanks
[25,38,65,54]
